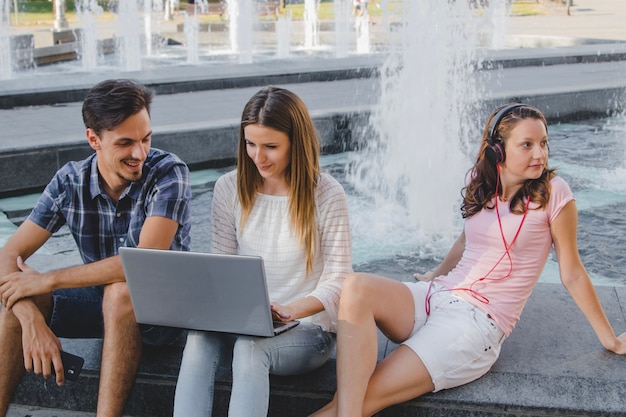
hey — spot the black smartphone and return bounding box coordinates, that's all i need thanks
[59,351,84,381]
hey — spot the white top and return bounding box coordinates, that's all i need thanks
[210,170,353,332]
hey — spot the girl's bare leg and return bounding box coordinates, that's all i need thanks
[309,392,338,417]
[316,273,430,417]
[360,345,435,415]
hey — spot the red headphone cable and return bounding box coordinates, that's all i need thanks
[424,164,529,315]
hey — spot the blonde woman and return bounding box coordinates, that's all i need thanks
[174,86,353,417]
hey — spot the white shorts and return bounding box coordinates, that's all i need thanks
[401,281,505,392]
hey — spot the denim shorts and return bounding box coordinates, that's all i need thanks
[50,286,182,346]
[401,281,505,392]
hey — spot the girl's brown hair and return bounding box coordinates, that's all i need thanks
[461,104,556,218]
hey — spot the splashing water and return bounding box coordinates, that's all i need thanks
[303,0,319,49]
[227,0,253,63]
[184,10,200,64]
[333,0,351,58]
[354,6,369,54]
[348,2,496,256]
[0,0,12,79]
[117,0,142,71]
[77,0,103,70]
[276,13,292,58]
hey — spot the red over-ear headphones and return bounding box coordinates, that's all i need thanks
[484,103,525,165]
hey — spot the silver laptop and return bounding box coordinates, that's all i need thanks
[119,247,299,337]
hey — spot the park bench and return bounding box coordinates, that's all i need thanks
[186,0,226,17]
[52,29,82,45]
[257,0,281,18]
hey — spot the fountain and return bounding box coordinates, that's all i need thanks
[184,10,200,64]
[348,1,486,256]
[303,0,319,49]
[0,0,396,79]
[143,0,154,57]
[225,0,254,63]
[117,0,143,71]
[478,0,512,49]
[354,5,369,54]
[237,0,253,63]
[0,0,12,79]
[275,12,292,58]
[1,1,624,277]
[76,0,103,70]
[333,0,351,58]
[183,0,210,65]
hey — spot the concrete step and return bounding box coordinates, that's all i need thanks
[9,283,626,417]
[1,47,626,197]
[1,43,626,109]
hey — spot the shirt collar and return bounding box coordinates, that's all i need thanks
[88,154,142,201]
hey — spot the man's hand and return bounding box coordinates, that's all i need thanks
[0,257,52,310]
[20,312,65,385]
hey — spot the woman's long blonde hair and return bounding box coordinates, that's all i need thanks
[237,86,320,271]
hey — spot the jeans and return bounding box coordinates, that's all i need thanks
[51,286,182,345]
[173,322,335,417]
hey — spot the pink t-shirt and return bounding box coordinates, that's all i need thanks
[436,176,574,336]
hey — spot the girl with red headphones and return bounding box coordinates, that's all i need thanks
[310,103,626,417]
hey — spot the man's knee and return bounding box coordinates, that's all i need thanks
[102,282,134,321]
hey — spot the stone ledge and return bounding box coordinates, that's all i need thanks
[10,283,626,417]
[0,111,365,197]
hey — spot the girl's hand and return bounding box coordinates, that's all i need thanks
[270,302,295,322]
[413,271,435,282]
[609,332,626,354]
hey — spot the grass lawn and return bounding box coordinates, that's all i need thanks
[511,0,549,16]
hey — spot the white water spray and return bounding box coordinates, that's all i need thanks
[480,1,512,49]
[349,2,495,251]
[184,11,199,64]
[333,0,351,58]
[276,13,292,58]
[0,0,12,79]
[77,0,103,70]
[227,0,253,63]
[303,0,318,49]
[354,5,369,55]
[117,0,142,71]
[143,0,153,56]
[226,0,239,53]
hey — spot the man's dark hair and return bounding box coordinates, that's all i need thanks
[82,79,154,136]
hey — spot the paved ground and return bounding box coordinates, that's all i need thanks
[4,1,626,416]
[509,0,626,42]
[8,407,98,417]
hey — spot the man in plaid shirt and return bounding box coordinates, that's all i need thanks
[0,79,191,417]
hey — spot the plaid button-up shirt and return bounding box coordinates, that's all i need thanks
[28,148,191,264]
